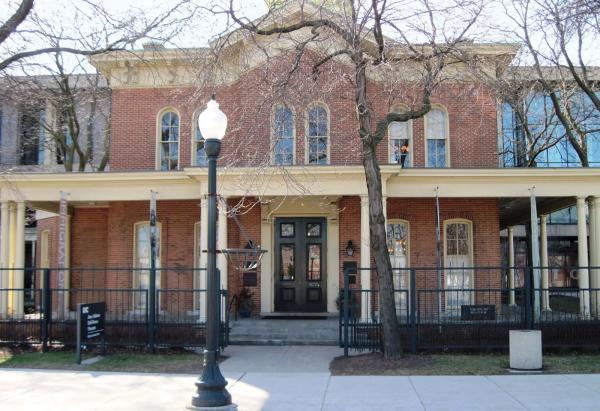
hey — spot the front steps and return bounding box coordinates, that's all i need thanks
[228,318,339,346]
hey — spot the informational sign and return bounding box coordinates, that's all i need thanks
[76,302,106,364]
[461,304,496,321]
[80,302,106,339]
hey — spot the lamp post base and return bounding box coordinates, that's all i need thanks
[186,405,238,411]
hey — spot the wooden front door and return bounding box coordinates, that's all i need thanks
[274,217,327,312]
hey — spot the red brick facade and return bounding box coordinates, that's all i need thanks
[109,54,498,171]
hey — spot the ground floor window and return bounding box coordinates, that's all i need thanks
[387,220,409,317]
[444,219,473,310]
[133,222,161,310]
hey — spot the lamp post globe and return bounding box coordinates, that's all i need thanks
[189,96,235,410]
[198,96,227,141]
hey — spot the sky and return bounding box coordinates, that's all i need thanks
[1,0,598,74]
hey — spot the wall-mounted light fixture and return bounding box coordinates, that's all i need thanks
[346,240,356,257]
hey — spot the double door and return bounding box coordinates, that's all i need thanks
[274,217,327,312]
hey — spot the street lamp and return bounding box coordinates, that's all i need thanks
[189,95,234,410]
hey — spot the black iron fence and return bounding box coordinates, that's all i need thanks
[340,266,600,355]
[0,268,229,350]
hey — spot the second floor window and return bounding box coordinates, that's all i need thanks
[389,113,412,167]
[307,104,328,165]
[272,104,294,165]
[19,107,45,166]
[194,117,207,166]
[159,111,179,170]
[426,108,448,167]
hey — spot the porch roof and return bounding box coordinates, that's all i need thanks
[0,166,598,216]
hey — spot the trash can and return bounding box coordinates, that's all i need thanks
[509,330,542,371]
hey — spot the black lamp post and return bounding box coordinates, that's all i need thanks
[189,96,234,410]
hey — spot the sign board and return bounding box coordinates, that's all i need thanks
[76,302,106,364]
[80,302,106,339]
[243,272,257,287]
[461,304,496,321]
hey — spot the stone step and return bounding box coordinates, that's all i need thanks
[228,318,339,346]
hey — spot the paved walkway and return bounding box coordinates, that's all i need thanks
[2,346,600,410]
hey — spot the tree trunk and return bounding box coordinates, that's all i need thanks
[354,57,403,359]
[362,139,403,359]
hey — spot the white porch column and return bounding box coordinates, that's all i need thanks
[508,226,516,306]
[590,197,600,317]
[217,196,228,292]
[540,214,550,312]
[576,196,590,317]
[199,196,208,321]
[13,202,25,318]
[0,202,10,317]
[360,195,371,321]
[6,203,17,316]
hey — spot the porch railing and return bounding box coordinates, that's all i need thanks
[340,266,600,355]
[0,268,229,351]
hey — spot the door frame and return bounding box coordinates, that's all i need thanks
[274,217,327,312]
[259,196,340,314]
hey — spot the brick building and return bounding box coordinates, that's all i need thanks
[1,4,599,326]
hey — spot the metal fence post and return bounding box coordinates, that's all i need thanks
[524,266,533,329]
[41,268,51,352]
[409,269,417,354]
[343,267,350,357]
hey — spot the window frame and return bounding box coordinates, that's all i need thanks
[443,218,474,309]
[424,105,450,168]
[191,111,207,167]
[305,102,330,165]
[271,103,296,166]
[132,221,162,310]
[388,104,413,167]
[155,108,181,171]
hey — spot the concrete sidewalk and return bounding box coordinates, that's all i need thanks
[2,346,600,410]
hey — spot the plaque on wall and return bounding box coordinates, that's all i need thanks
[243,272,258,287]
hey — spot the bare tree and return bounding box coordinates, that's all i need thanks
[202,0,488,358]
[1,55,111,171]
[503,0,600,167]
[0,0,196,72]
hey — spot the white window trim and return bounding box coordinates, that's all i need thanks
[132,221,163,311]
[304,102,331,165]
[155,108,181,171]
[388,104,413,166]
[443,218,474,309]
[424,105,450,168]
[270,103,296,166]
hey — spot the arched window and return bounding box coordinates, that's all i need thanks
[426,107,448,167]
[158,110,179,170]
[272,104,294,165]
[388,106,412,167]
[193,113,207,166]
[307,104,329,165]
[444,219,473,309]
[386,220,410,315]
